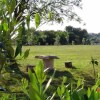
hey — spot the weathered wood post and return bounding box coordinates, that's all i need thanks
[65,61,72,68]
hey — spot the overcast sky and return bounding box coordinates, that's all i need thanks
[35,0,100,33]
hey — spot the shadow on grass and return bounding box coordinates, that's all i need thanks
[81,73,95,88]
[45,69,74,99]
[46,69,73,79]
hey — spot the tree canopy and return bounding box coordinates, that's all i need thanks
[23,26,90,45]
[14,0,82,23]
[65,26,88,44]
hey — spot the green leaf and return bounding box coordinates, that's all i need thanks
[5,46,14,58]
[48,12,53,20]
[23,49,30,59]
[28,69,43,99]
[96,80,100,86]
[62,76,67,84]
[61,84,65,95]
[3,22,8,31]
[94,91,100,100]
[28,69,39,92]
[77,79,81,88]
[11,0,16,13]
[0,24,2,32]
[88,90,95,100]
[21,78,28,90]
[29,86,41,100]
[65,90,70,100]
[15,43,22,57]
[87,88,91,98]
[9,21,14,32]
[4,0,16,14]
[11,94,16,100]
[26,14,30,29]
[77,89,86,100]
[4,0,10,13]
[35,13,40,28]
[21,78,29,96]
[0,52,6,65]
[57,87,61,97]
[35,61,45,84]
[1,93,10,100]
[72,91,80,100]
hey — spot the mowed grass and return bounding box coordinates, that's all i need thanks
[18,45,100,78]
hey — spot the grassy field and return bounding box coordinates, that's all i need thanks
[18,45,100,79]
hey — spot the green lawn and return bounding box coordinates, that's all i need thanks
[18,45,100,77]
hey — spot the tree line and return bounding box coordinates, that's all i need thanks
[16,25,100,46]
[89,33,100,44]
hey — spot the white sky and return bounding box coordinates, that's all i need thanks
[34,0,100,33]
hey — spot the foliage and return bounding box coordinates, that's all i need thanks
[1,61,100,100]
[0,0,30,86]
[21,61,55,100]
[25,30,69,45]
[14,0,82,25]
[90,57,98,79]
[23,26,91,46]
[0,0,81,32]
[89,33,100,45]
[35,13,41,28]
[57,78,85,100]
[65,26,89,44]
[20,69,100,100]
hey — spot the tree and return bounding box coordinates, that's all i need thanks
[45,31,56,45]
[57,31,68,45]
[17,22,28,45]
[89,33,100,45]
[12,0,82,30]
[0,0,31,74]
[68,32,76,44]
[65,26,88,44]
[29,0,82,22]
[54,35,60,45]
[26,28,36,45]
[79,29,88,44]
[38,31,47,45]
[82,38,86,45]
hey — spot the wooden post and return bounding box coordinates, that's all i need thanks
[43,59,54,69]
[65,61,72,68]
